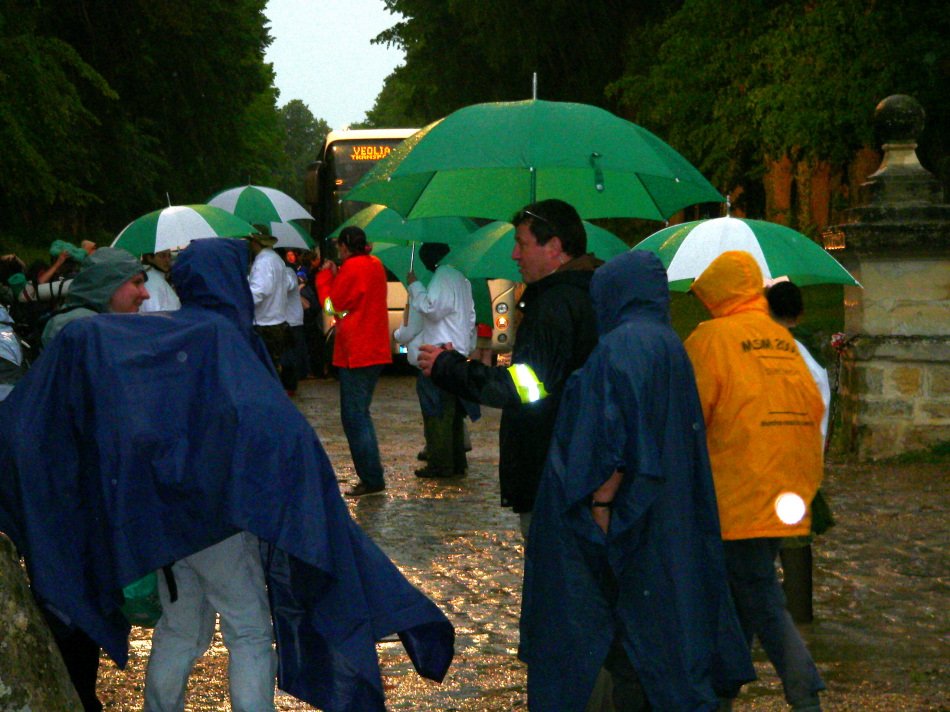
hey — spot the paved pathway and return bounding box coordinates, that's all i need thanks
[100,374,949,711]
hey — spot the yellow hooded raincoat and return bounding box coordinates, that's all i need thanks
[684,251,824,539]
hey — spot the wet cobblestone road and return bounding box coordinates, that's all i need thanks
[99,374,948,711]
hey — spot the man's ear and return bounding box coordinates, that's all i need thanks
[545,235,564,258]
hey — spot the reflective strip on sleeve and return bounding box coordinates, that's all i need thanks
[507,363,549,404]
[323,297,347,318]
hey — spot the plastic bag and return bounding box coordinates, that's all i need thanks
[121,572,162,628]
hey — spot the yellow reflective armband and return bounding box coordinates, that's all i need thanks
[507,363,549,404]
[323,297,348,318]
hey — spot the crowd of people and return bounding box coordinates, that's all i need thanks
[0,199,831,711]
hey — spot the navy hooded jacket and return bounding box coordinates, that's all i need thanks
[519,251,754,710]
[0,238,453,711]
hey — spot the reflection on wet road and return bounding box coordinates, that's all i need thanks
[99,375,948,710]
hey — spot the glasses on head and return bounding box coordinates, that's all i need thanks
[516,208,557,234]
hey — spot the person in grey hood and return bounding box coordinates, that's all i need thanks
[42,247,148,346]
[33,245,147,710]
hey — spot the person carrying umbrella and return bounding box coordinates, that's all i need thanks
[244,228,295,386]
[684,251,826,712]
[407,242,477,479]
[320,226,392,497]
[417,199,600,537]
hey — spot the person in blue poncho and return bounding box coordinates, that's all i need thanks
[0,237,454,712]
[519,250,754,711]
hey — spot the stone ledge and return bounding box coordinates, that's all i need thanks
[847,335,950,362]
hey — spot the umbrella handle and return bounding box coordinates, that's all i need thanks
[409,242,416,273]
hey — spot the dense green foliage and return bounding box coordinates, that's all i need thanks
[0,0,325,253]
[611,0,949,209]
[274,100,330,205]
[3,1,947,256]
[368,0,948,222]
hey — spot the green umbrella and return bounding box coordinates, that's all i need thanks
[370,242,433,287]
[112,205,255,257]
[207,185,312,224]
[328,204,480,277]
[346,99,723,221]
[268,221,316,250]
[327,204,479,246]
[632,216,860,291]
[446,221,630,282]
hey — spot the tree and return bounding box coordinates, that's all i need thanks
[608,0,950,228]
[275,100,330,203]
[366,0,669,126]
[0,2,119,233]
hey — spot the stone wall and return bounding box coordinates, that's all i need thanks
[838,336,950,458]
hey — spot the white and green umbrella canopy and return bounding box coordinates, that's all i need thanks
[446,220,630,282]
[633,216,860,291]
[268,221,316,250]
[207,185,313,224]
[112,205,255,257]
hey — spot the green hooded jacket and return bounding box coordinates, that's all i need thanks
[42,248,143,345]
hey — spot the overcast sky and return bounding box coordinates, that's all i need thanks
[263,0,406,129]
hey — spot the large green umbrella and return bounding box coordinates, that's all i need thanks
[632,216,860,291]
[328,204,480,278]
[208,184,312,224]
[370,243,433,287]
[327,204,479,246]
[112,205,255,257]
[346,99,723,221]
[447,221,630,282]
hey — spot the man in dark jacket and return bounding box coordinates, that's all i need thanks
[418,199,598,537]
[519,250,755,711]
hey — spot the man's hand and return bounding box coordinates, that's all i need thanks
[417,342,454,377]
[407,269,417,285]
[591,469,624,534]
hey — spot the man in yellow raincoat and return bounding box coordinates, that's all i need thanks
[684,250,826,712]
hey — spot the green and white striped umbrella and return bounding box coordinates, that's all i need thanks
[268,221,316,250]
[207,185,312,224]
[633,216,860,291]
[447,220,629,282]
[112,205,255,257]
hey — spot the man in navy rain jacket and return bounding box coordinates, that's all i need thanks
[519,250,754,711]
[0,238,453,711]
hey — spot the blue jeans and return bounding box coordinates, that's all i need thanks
[723,538,825,710]
[338,365,385,489]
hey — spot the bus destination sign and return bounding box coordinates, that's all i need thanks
[349,145,394,161]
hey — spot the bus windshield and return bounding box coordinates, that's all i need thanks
[307,128,418,242]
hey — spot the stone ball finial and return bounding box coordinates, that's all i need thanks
[874,94,925,144]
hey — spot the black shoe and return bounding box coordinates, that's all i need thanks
[417,449,428,461]
[345,482,385,498]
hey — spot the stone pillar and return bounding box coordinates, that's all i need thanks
[828,95,950,459]
[0,533,83,709]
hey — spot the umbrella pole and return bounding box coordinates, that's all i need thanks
[409,242,416,272]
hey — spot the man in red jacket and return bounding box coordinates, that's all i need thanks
[321,226,392,497]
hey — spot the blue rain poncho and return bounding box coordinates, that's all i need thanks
[519,251,754,710]
[0,238,453,711]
